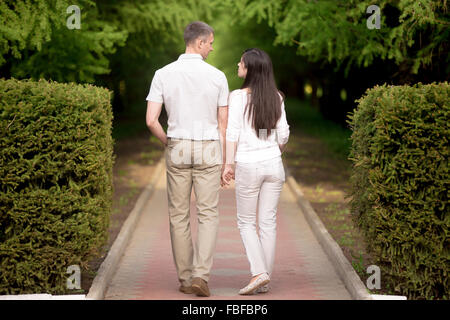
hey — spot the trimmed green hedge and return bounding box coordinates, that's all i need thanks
[0,78,114,294]
[348,82,449,299]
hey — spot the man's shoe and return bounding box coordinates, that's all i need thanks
[191,277,210,297]
[239,273,270,295]
[179,285,194,294]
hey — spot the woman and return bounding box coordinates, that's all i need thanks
[222,48,290,295]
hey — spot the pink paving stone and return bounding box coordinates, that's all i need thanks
[104,165,352,300]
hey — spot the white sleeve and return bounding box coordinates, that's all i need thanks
[146,70,164,103]
[218,72,229,107]
[276,100,290,145]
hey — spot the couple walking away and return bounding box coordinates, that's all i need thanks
[145,21,290,297]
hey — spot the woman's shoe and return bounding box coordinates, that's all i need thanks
[256,284,269,293]
[239,273,270,295]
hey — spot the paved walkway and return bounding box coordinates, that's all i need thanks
[104,161,352,300]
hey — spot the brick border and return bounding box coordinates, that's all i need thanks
[86,156,166,300]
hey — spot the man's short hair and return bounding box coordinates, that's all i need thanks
[184,21,214,46]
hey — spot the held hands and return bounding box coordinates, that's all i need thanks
[221,164,235,187]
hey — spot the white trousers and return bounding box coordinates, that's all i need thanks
[235,156,285,277]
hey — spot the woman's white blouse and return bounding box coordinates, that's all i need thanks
[226,89,290,163]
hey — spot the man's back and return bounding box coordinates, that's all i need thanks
[146,53,229,140]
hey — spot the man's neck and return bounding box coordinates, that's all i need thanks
[185,47,201,56]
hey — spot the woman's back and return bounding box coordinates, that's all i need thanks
[226,89,290,163]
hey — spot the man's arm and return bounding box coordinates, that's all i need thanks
[217,106,228,166]
[146,101,167,146]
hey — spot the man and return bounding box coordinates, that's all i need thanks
[145,21,229,297]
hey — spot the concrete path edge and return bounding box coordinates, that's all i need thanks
[86,156,166,300]
[284,166,373,300]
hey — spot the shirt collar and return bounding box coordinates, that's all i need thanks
[178,53,203,60]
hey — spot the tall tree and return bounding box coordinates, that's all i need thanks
[220,0,449,81]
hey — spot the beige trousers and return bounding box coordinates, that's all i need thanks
[165,138,222,286]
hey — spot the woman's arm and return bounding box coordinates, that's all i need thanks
[276,99,290,151]
[224,91,243,163]
[225,141,237,164]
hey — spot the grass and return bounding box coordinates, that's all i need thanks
[118,187,139,207]
[284,98,352,160]
[140,150,161,165]
[351,252,366,277]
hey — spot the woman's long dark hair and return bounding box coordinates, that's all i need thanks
[241,48,283,139]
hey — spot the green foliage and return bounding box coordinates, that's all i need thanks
[0,78,114,294]
[96,0,214,54]
[1,0,215,83]
[0,0,69,64]
[348,82,449,299]
[12,24,127,83]
[1,0,127,82]
[220,0,449,76]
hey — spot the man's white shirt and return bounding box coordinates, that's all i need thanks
[146,53,229,141]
